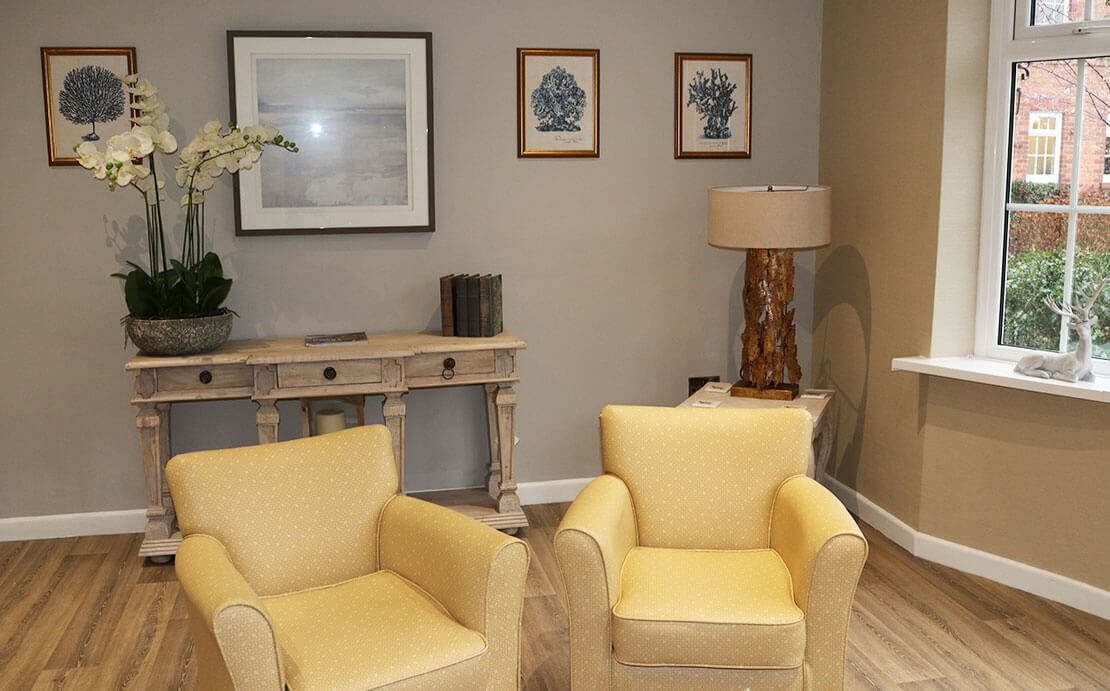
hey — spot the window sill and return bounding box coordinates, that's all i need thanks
[891,356,1109,403]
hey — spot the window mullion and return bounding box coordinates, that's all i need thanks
[1061,58,1085,349]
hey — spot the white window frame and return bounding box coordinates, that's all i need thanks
[1025,110,1062,182]
[976,0,1110,375]
[1015,0,1110,39]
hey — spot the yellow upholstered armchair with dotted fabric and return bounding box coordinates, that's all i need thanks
[166,425,529,691]
[554,405,867,690]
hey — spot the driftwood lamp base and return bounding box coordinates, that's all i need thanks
[737,247,803,400]
[729,380,799,400]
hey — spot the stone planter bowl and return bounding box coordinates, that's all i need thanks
[125,311,233,356]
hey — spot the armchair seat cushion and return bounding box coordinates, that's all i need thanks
[263,570,488,690]
[612,547,805,670]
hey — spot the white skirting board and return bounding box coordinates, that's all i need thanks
[5,476,1105,619]
[822,474,1110,620]
[0,479,597,545]
[0,509,147,542]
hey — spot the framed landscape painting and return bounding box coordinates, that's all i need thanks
[41,47,136,166]
[517,48,599,158]
[675,52,751,159]
[227,31,434,235]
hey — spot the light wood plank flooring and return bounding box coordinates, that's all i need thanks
[1,504,1107,689]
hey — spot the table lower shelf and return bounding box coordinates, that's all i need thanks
[411,487,529,531]
[137,487,528,560]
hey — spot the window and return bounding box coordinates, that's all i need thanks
[1033,0,1070,26]
[1025,111,1061,183]
[978,0,1110,371]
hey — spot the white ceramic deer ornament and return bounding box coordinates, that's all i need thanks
[1014,277,1107,383]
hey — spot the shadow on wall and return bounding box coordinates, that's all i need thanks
[812,245,871,497]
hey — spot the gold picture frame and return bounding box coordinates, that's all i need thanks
[41,47,137,166]
[517,48,599,158]
[675,52,751,159]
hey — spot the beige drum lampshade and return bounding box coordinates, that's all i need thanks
[708,185,831,250]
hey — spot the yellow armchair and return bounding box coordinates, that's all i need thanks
[555,405,867,690]
[167,425,529,691]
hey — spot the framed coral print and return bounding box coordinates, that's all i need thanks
[41,47,137,166]
[228,31,434,235]
[517,48,599,158]
[675,53,751,159]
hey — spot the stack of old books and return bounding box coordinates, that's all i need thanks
[439,274,503,337]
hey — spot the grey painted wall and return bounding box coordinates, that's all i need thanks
[0,0,822,518]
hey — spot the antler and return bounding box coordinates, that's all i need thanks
[1044,294,1077,320]
[1075,277,1107,321]
[1046,277,1107,322]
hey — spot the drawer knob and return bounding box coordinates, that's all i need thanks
[323,366,338,380]
[442,357,456,380]
[198,370,213,385]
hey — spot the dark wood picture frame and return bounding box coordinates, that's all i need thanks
[675,52,751,159]
[517,48,600,158]
[228,30,435,235]
[41,47,137,166]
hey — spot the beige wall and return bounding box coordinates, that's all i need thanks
[0,1,824,518]
[816,0,949,527]
[818,0,1110,590]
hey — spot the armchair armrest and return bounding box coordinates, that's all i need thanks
[175,534,284,691]
[553,474,637,690]
[770,475,868,690]
[378,495,529,691]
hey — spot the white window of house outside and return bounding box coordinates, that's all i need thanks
[976,0,1110,378]
[1026,111,1062,182]
[1103,124,1110,182]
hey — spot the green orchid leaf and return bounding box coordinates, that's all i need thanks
[123,269,157,318]
[200,277,232,314]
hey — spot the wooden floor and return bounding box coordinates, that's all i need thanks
[1,503,1107,690]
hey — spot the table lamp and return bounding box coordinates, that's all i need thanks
[708,184,831,399]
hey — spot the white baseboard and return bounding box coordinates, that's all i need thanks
[0,509,146,543]
[823,475,1110,620]
[7,476,1104,619]
[518,477,594,506]
[0,480,597,544]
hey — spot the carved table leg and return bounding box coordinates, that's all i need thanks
[254,364,279,445]
[492,384,521,515]
[255,400,280,444]
[812,397,837,483]
[484,383,502,498]
[382,392,407,491]
[137,403,174,562]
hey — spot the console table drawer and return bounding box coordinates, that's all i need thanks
[157,364,253,392]
[278,360,382,388]
[407,350,496,381]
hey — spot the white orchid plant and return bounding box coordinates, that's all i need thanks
[76,74,297,320]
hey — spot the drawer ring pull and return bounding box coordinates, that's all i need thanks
[442,357,456,380]
[198,370,213,385]
[323,366,338,380]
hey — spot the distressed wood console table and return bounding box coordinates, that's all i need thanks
[126,330,527,560]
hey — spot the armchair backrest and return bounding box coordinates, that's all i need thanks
[600,405,811,550]
[167,425,399,596]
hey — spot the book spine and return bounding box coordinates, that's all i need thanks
[479,275,493,337]
[453,275,469,337]
[439,274,455,336]
[467,275,481,337]
[491,274,503,335]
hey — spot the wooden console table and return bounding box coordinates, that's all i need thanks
[126,330,527,560]
[677,383,836,481]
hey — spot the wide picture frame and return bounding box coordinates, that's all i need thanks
[517,48,599,158]
[675,52,751,159]
[41,47,137,166]
[227,31,434,235]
